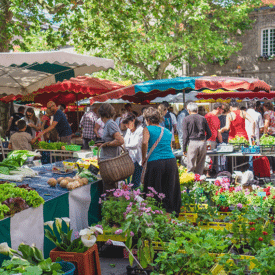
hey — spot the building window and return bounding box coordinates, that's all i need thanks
[262,28,275,56]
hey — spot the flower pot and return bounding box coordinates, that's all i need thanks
[58,261,76,275]
[50,244,101,275]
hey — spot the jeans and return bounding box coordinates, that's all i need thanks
[248,156,254,171]
[132,162,143,189]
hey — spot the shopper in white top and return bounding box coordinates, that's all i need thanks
[245,101,264,145]
[121,112,143,188]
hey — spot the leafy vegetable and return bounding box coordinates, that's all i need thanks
[38,141,67,150]
[77,169,97,181]
[260,134,275,145]
[0,167,10,175]
[229,136,249,145]
[89,140,95,146]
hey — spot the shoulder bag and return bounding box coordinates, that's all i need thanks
[140,127,164,185]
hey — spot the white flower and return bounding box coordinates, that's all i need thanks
[79,228,90,236]
[62,217,70,227]
[89,226,103,235]
[44,221,54,230]
[200,175,206,181]
[55,218,63,232]
[0,243,11,256]
[81,234,97,248]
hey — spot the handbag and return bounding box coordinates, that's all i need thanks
[140,127,164,185]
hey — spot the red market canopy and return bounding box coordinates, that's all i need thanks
[195,76,270,93]
[196,90,275,101]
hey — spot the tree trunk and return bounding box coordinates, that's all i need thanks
[0,0,13,52]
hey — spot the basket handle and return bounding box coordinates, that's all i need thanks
[97,144,126,162]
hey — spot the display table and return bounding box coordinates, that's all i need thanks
[173,149,266,173]
[0,162,102,264]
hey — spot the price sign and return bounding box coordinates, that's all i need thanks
[257,192,266,197]
[219,195,226,202]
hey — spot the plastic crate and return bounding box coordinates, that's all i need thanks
[199,221,232,231]
[65,144,82,151]
[97,231,127,242]
[63,161,76,169]
[211,263,228,275]
[241,146,260,154]
[217,212,232,220]
[260,145,275,154]
[181,204,208,212]
[178,212,198,222]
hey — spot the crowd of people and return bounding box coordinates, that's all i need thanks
[4,99,275,215]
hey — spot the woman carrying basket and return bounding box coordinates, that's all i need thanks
[96,103,125,191]
[141,107,181,216]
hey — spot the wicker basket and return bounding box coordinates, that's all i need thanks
[97,145,135,183]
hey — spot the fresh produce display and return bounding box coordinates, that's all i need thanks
[48,172,92,190]
[0,183,44,220]
[260,134,275,145]
[228,136,249,145]
[38,141,67,150]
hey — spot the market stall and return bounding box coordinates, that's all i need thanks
[0,148,102,265]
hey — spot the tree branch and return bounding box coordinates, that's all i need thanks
[156,52,183,79]
[126,60,153,80]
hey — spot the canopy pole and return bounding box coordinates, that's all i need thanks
[76,94,79,131]
[182,89,186,109]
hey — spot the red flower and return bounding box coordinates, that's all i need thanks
[263,197,267,200]
[249,222,255,225]
[254,194,257,196]
[195,174,201,181]
[250,227,255,231]
[266,192,271,196]
[229,187,235,193]
[273,196,275,199]
[258,237,263,241]
[263,231,268,235]
[216,191,219,196]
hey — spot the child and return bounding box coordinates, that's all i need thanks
[8,120,37,151]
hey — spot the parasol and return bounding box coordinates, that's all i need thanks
[0,51,114,95]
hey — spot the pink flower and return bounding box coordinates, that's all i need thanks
[96,224,103,230]
[130,231,134,237]
[148,187,157,194]
[98,198,102,204]
[146,193,154,198]
[133,189,141,196]
[125,195,130,200]
[155,210,160,214]
[101,193,106,197]
[74,231,80,239]
[115,229,123,235]
[237,203,243,209]
[235,186,242,192]
[158,193,166,200]
[160,210,163,214]
[106,239,112,245]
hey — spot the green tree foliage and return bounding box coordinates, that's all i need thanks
[0,0,80,52]
[66,0,262,81]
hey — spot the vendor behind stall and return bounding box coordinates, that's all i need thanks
[8,120,37,151]
[37,101,72,144]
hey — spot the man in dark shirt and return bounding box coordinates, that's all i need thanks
[182,103,212,175]
[6,106,25,136]
[37,101,72,144]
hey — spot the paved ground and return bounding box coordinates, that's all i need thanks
[100,257,129,275]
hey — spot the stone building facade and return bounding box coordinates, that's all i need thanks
[189,5,275,89]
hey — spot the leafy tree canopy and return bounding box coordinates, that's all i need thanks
[1,0,262,82]
[66,0,262,81]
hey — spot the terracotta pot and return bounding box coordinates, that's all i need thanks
[50,243,101,275]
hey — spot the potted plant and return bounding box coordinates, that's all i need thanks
[0,242,74,274]
[45,218,102,275]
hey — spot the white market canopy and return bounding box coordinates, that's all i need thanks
[0,51,114,95]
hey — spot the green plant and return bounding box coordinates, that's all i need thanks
[44,218,103,253]
[252,246,275,274]
[0,243,63,275]
[152,229,231,275]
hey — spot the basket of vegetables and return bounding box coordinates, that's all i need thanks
[259,135,275,154]
[228,136,249,152]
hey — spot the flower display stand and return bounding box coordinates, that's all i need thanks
[50,244,101,275]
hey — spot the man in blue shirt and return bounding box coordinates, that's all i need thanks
[37,101,72,144]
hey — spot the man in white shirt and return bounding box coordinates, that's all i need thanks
[245,101,264,145]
